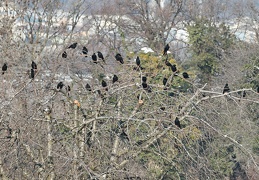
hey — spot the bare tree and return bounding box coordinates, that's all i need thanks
[0,0,258,179]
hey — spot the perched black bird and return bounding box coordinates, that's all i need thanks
[6,127,12,138]
[97,51,104,61]
[171,64,177,72]
[165,60,172,67]
[57,82,64,90]
[62,51,67,58]
[102,80,107,87]
[120,130,130,142]
[31,61,37,70]
[82,46,88,55]
[182,72,189,79]
[115,53,124,64]
[92,53,97,64]
[257,86,259,93]
[112,74,118,83]
[102,80,108,91]
[142,82,152,92]
[85,83,91,91]
[174,117,181,129]
[142,76,147,82]
[142,82,148,89]
[160,107,165,111]
[30,69,35,79]
[136,56,140,66]
[163,44,170,55]
[2,63,7,74]
[163,77,168,86]
[223,83,230,94]
[68,42,77,49]
[242,90,246,98]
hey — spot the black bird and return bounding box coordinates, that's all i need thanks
[182,72,189,79]
[142,82,148,89]
[92,53,97,64]
[82,46,88,55]
[97,51,104,61]
[163,77,168,86]
[115,53,124,64]
[102,80,108,91]
[120,130,130,142]
[165,60,172,67]
[160,107,165,111]
[223,83,230,94]
[85,83,91,91]
[31,61,37,70]
[6,127,12,138]
[57,82,64,90]
[68,42,77,49]
[67,85,71,92]
[142,82,152,92]
[102,80,107,87]
[112,74,118,83]
[171,64,177,72]
[136,56,140,66]
[242,90,246,98]
[62,51,67,58]
[142,76,147,82]
[163,44,170,55]
[257,86,259,93]
[30,69,35,79]
[2,63,7,74]
[174,117,181,129]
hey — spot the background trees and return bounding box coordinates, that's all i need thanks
[0,0,258,179]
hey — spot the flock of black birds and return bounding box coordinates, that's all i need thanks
[1,43,259,132]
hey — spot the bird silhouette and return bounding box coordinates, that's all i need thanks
[31,61,37,70]
[2,63,7,74]
[136,56,140,66]
[68,42,77,49]
[163,44,170,55]
[242,90,246,98]
[165,60,172,67]
[257,86,259,93]
[142,82,148,89]
[97,51,105,62]
[182,72,189,78]
[223,83,230,94]
[102,80,108,91]
[62,51,67,58]
[92,53,97,64]
[6,127,12,138]
[102,80,107,87]
[82,46,88,54]
[115,53,124,64]
[112,75,118,83]
[163,77,168,86]
[171,64,177,72]
[120,130,130,142]
[142,76,147,82]
[142,82,152,92]
[57,82,64,90]
[30,69,35,79]
[174,117,181,129]
[85,83,91,91]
